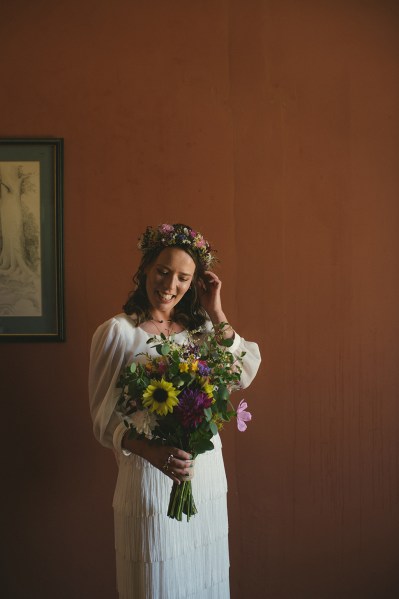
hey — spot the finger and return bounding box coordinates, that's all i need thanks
[160,449,195,483]
[205,276,221,291]
[172,458,195,472]
[196,278,207,292]
[168,456,193,472]
[203,270,221,283]
[167,460,195,481]
[178,470,194,481]
[160,454,182,484]
[168,471,182,484]
[171,448,193,461]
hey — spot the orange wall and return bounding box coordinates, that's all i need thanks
[1,1,399,598]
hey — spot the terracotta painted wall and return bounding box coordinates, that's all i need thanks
[1,1,398,598]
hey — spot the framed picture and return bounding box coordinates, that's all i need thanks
[0,138,64,341]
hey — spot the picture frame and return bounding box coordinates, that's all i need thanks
[0,138,64,341]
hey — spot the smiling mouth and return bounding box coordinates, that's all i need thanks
[156,291,175,301]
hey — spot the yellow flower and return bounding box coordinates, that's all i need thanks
[212,414,224,431]
[142,378,180,416]
[179,362,189,373]
[199,377,214,398]
[190,360,199,372]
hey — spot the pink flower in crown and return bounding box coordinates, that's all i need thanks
[159,224,174,234]
[236,399,252,432]
[189,230,197,238]
[195,238,206,248]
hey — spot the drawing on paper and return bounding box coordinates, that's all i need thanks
[0,161,42,316]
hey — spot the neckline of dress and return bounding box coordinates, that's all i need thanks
[125,313,187,338]
[138,326,187,338]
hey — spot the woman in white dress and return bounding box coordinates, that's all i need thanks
[89,224,261,599]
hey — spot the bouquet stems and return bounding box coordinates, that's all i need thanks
[167,481,198,522]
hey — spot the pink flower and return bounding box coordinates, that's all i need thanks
[236,399,252,432]
[159,224,174,234]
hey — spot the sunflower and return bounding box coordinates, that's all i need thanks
[142,378,180,416]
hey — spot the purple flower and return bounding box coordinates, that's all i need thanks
[197,361,211,376]
[236,399,252,432]
[176,388,213,429]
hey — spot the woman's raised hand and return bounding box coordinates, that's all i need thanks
[197,270,223,320]
[197,271,235,340]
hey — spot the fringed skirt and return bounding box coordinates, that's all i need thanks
[113,435,230,599]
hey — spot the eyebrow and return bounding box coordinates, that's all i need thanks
[156,263,194,277]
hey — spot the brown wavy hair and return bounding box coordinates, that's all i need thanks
[123,226,208,330]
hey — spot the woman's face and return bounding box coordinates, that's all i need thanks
[145,247,196,315]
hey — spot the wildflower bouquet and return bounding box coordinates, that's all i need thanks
[116,324,252,521]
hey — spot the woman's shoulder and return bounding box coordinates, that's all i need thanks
[93,313,140,340]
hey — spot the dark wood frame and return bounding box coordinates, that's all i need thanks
[0,138,64,341]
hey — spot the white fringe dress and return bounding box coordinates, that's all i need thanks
[89,314,261,599]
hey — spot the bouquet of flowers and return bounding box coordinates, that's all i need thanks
[116,324,252,521]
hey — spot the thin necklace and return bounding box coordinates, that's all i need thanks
[149,318,172,323]
[150,320,175,337]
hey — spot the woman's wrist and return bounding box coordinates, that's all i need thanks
[209,312,235,340]
[122,430,149,458]
[207,309,226,324]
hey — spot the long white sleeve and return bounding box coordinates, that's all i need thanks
[230,333,261,389]
[89,318,128,449]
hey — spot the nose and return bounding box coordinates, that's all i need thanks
[162,273,179,292]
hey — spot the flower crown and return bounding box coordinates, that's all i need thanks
[138,223,217,269]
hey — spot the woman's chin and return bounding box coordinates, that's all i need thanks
[149,298,176,313]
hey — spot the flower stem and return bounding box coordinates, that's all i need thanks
[167,481,198,522]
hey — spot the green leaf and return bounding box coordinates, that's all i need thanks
[216,397,226,412]
[209,421,218,436]
[129,362,137,373]
[161,344,170,355]
[178,372,193,384]
[213,385,230,403]
[218,385,230,401]
[204,407,212,421]
[220,337,234,347]
[191,438,214,454]
[172,376,186,388]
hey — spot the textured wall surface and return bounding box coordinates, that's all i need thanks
[1,1,398,598]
